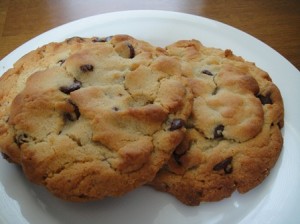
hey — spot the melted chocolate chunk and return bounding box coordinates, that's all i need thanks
[213,157,233,174]
[169,119,185,131]
[173,138,190,165]
[127,43,135,59]
[64,100,80,121]
[212,87,219,95]
[257,93,272,105]
[112,106,119,111]
[80,64,94,72]
[115,42,136,59]
[214,125,224,139]
[59,79,82,94]
[66,36,84,43]
[64,113,74,121]
[92,36,113,42]
[57,59,65,65]
[14,133,30,147]
[202,69,214,76]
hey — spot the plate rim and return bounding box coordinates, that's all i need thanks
[1,10,299,73]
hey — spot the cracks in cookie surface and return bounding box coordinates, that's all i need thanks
[44,158,94,182]
[168,106,279,178]
[65,133,82,147]
[2,35,197,201]
[41,137,118,183]
[149,42,284,206]
[211,73,219,95]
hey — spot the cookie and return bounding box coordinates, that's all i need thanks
[0,35,193,201]
[0,36,112,164]
[149,40,284,206]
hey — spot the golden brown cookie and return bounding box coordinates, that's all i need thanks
[0,36,112,164]
[0,35,193,201]
[149,40,284,206]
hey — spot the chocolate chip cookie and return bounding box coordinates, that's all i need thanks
[0,36,108,164]
[149,40,284,206]
[0,35,193,201]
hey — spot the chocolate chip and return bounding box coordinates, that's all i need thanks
[127,43,135,59]
[14,133,30,147]
[212,87,219,95]
[57,59,65,65]
[64,100,80,121]
[174,138,190,155]
[214,125,224,139]
[169,119,185,131]
[257,93,272,105]
[66,36,84,43]
[92,37,103,42]
[115,42,136,59]
[112,106,119,111]
[202,69,214,76]
[59,79,82,94]
[80,64,94,72]
[64,113,74,122]
[173,138,190,165]
[173,153,182,165]
[213,157,233,174]
[92,36,113,42]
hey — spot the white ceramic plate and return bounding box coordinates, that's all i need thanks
[0,10,300,224]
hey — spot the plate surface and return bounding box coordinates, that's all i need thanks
[0,10,300,224]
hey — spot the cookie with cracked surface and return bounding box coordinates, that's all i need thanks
[1,35,193,201]
[0,36,115,164]
[149,40,284,206]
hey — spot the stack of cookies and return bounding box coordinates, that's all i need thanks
[0,35,284,206]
